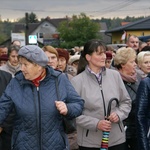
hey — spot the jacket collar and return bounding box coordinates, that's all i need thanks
[15,66,62,86]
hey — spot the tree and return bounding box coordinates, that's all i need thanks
[28,12,39,23]
[17,12,39,23]
[57,13,101,48]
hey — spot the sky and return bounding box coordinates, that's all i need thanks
[0,0,150,21]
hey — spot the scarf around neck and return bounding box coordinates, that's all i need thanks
[32,69,46,87]
[119,71,137,83]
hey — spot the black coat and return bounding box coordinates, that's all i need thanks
[123,80,139,139]
[0,70,12,150]
[136,74,150,150]
[0,70,12,96]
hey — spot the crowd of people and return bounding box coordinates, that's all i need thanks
[0,36,150,150]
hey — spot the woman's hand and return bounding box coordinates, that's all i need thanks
[108,112,119,123]
[97,120,111,131]
[55,101,68,115]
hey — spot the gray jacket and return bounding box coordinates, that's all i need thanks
[71,67,131,148]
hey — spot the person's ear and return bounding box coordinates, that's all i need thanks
[85,54,91,61]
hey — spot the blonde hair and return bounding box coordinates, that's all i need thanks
[114,47,136,69]
[137,51,150,66]
[42,45,58,59]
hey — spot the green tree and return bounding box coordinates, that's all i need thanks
[28,12,39,23]
[17,12,39,23]
[0,20,13,44]
[57,13,101,48]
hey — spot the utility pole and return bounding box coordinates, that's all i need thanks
[25,12,29,45]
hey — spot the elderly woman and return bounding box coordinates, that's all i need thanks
[42,45,59,69]
[136,51,150,79]
[114,47,140,150]
[56,48,77,78]
[0,45,20,77]
[0,45,84,150]
[71,39,131,150]
[136,73,150,150]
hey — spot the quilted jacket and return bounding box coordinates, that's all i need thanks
[0,66,84,150]
[136,74,150,150]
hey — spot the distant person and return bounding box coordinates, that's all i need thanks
[0,45,8,56]
[105,51,113,69]
[106,45,116,58]
[42,45,58,69]
[0,45,20,77]
[141,45,150,52]
[126,35,139,54]
[69,54,80,71]
[11,40,21,47]
[136,51,150,79]
[0,54,8,66]
[56,48,77,78]
[139,41,147,52]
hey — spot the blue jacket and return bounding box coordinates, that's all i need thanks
[136,74,150,150]
[0,66,84,150]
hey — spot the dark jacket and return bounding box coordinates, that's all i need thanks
[136,74,150,150]
[0,70,12,96]
[0,70,12,150]
[123,80,139,139]
[0,66,84,150]
[0,70,13,130]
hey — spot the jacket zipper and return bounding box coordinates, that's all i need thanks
[37,87,42,150]
[86,129,89,137]
[97,77,123,132]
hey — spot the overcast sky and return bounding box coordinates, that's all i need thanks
[0,0,150,21]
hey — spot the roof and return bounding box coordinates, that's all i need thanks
[105,16,150,33]
[13,23,39,34]
[12,17,68,34]
[100,22,108,31]
[43,17,68,28]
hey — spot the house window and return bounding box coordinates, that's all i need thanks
[37,33,43,38]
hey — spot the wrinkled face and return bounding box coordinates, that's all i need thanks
[0,60,7,66]
[19,57,43,80]
[57,57,66,72]
[121,57,137,75]
[139,55,150,74]
[44,51,58,69]
[9,50,19,66]
[127,37,139,51]
[86,46,106,72]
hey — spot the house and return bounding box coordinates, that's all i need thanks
[1,17,110,47]
[99,22,111,44]
[13,18,110,45]
[12,16,68,46]
[105,16,150,44]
